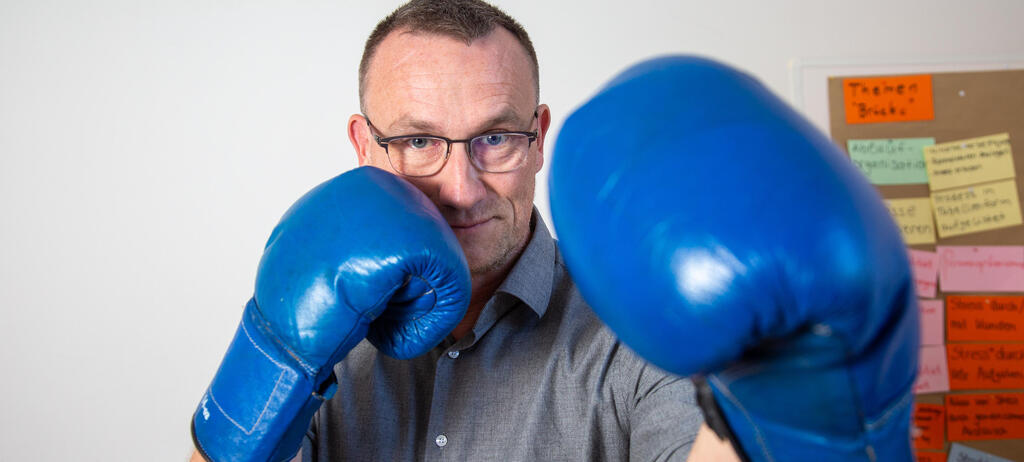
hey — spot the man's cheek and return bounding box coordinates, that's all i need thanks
[400,177,442,206]
[372,155,395,172]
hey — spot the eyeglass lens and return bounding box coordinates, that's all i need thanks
[386,133,531,176]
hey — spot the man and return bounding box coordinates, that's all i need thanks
[303,1,702,459]
[191,1,701,461]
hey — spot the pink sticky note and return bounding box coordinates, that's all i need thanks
[918,299,944,346]
[914,345,950,394]
[938,246,1024,292]
[909,249,939,298]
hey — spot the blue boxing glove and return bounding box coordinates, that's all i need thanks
[550,57,918,462]
[192,166,470,462]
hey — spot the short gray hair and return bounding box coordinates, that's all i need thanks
[358,0,539,113]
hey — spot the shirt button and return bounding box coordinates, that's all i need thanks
[435,434,448,447]
[447,350,460,359]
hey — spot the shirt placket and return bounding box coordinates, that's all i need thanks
[421,294,521,462]
[423,336,472,462]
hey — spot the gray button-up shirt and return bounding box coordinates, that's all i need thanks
[302,212,702,461]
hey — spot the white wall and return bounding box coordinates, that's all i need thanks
[2,1,1022,459]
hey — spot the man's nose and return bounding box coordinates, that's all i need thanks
[436,142,487,210]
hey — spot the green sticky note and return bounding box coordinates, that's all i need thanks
[846,138,934,185]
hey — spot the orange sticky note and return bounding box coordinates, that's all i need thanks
[913,403,946,449]
[946,392,1024,441]
[947,344,1024,390]
[947,295,1024,342]
[915,451,946,462]
[843,74,934,124]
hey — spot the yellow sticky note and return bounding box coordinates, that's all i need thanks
[931,179,1023,238]
[885,197,936,244]
[923,133,1015,191]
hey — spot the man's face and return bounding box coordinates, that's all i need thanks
[353,27,549,276]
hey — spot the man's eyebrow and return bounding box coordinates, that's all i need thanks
[476,109,525,132]
[386,116,442,134]
[387,108,528,136]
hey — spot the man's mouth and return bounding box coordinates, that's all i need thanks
[450,217,493,232]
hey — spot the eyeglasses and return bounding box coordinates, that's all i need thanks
[365,114,538,177]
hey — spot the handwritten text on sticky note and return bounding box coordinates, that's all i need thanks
[916,452,946,462]
[946,392,1024,441]
[915,451,946,462]
[915,345,950,394]
[931,179,1023,238]
[923,133,1015,191]
[847,138,933,184]
[909,249,938,298]
[843,75,934,124]
[947,343,1024,390]
[947,295,1024,342]
[887,198,937,244]
[919,299,944,346]
[938,246,1024,292]
[913,403,945,449]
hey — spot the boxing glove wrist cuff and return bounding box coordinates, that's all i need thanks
[191,300,338,462]
[694,375,752,462]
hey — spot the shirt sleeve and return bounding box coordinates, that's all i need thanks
[618,345,704,462]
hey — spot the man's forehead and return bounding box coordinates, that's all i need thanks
[363,27,535,117]
[371,26,530,71]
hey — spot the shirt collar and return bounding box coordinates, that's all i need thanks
[495,208,555,318]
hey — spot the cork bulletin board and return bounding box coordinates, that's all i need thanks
[829,69,1024,461]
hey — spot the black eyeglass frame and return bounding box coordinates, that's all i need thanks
[364,112,539,177]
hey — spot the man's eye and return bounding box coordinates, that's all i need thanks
[482,134,507,146]
[408,138,431,149]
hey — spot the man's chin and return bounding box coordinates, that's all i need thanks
[454,224,522,277]
[464,253,501,276]
[461,244,509,277]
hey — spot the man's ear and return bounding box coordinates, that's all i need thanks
[348,114,373,166]
[533,104,552,173]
